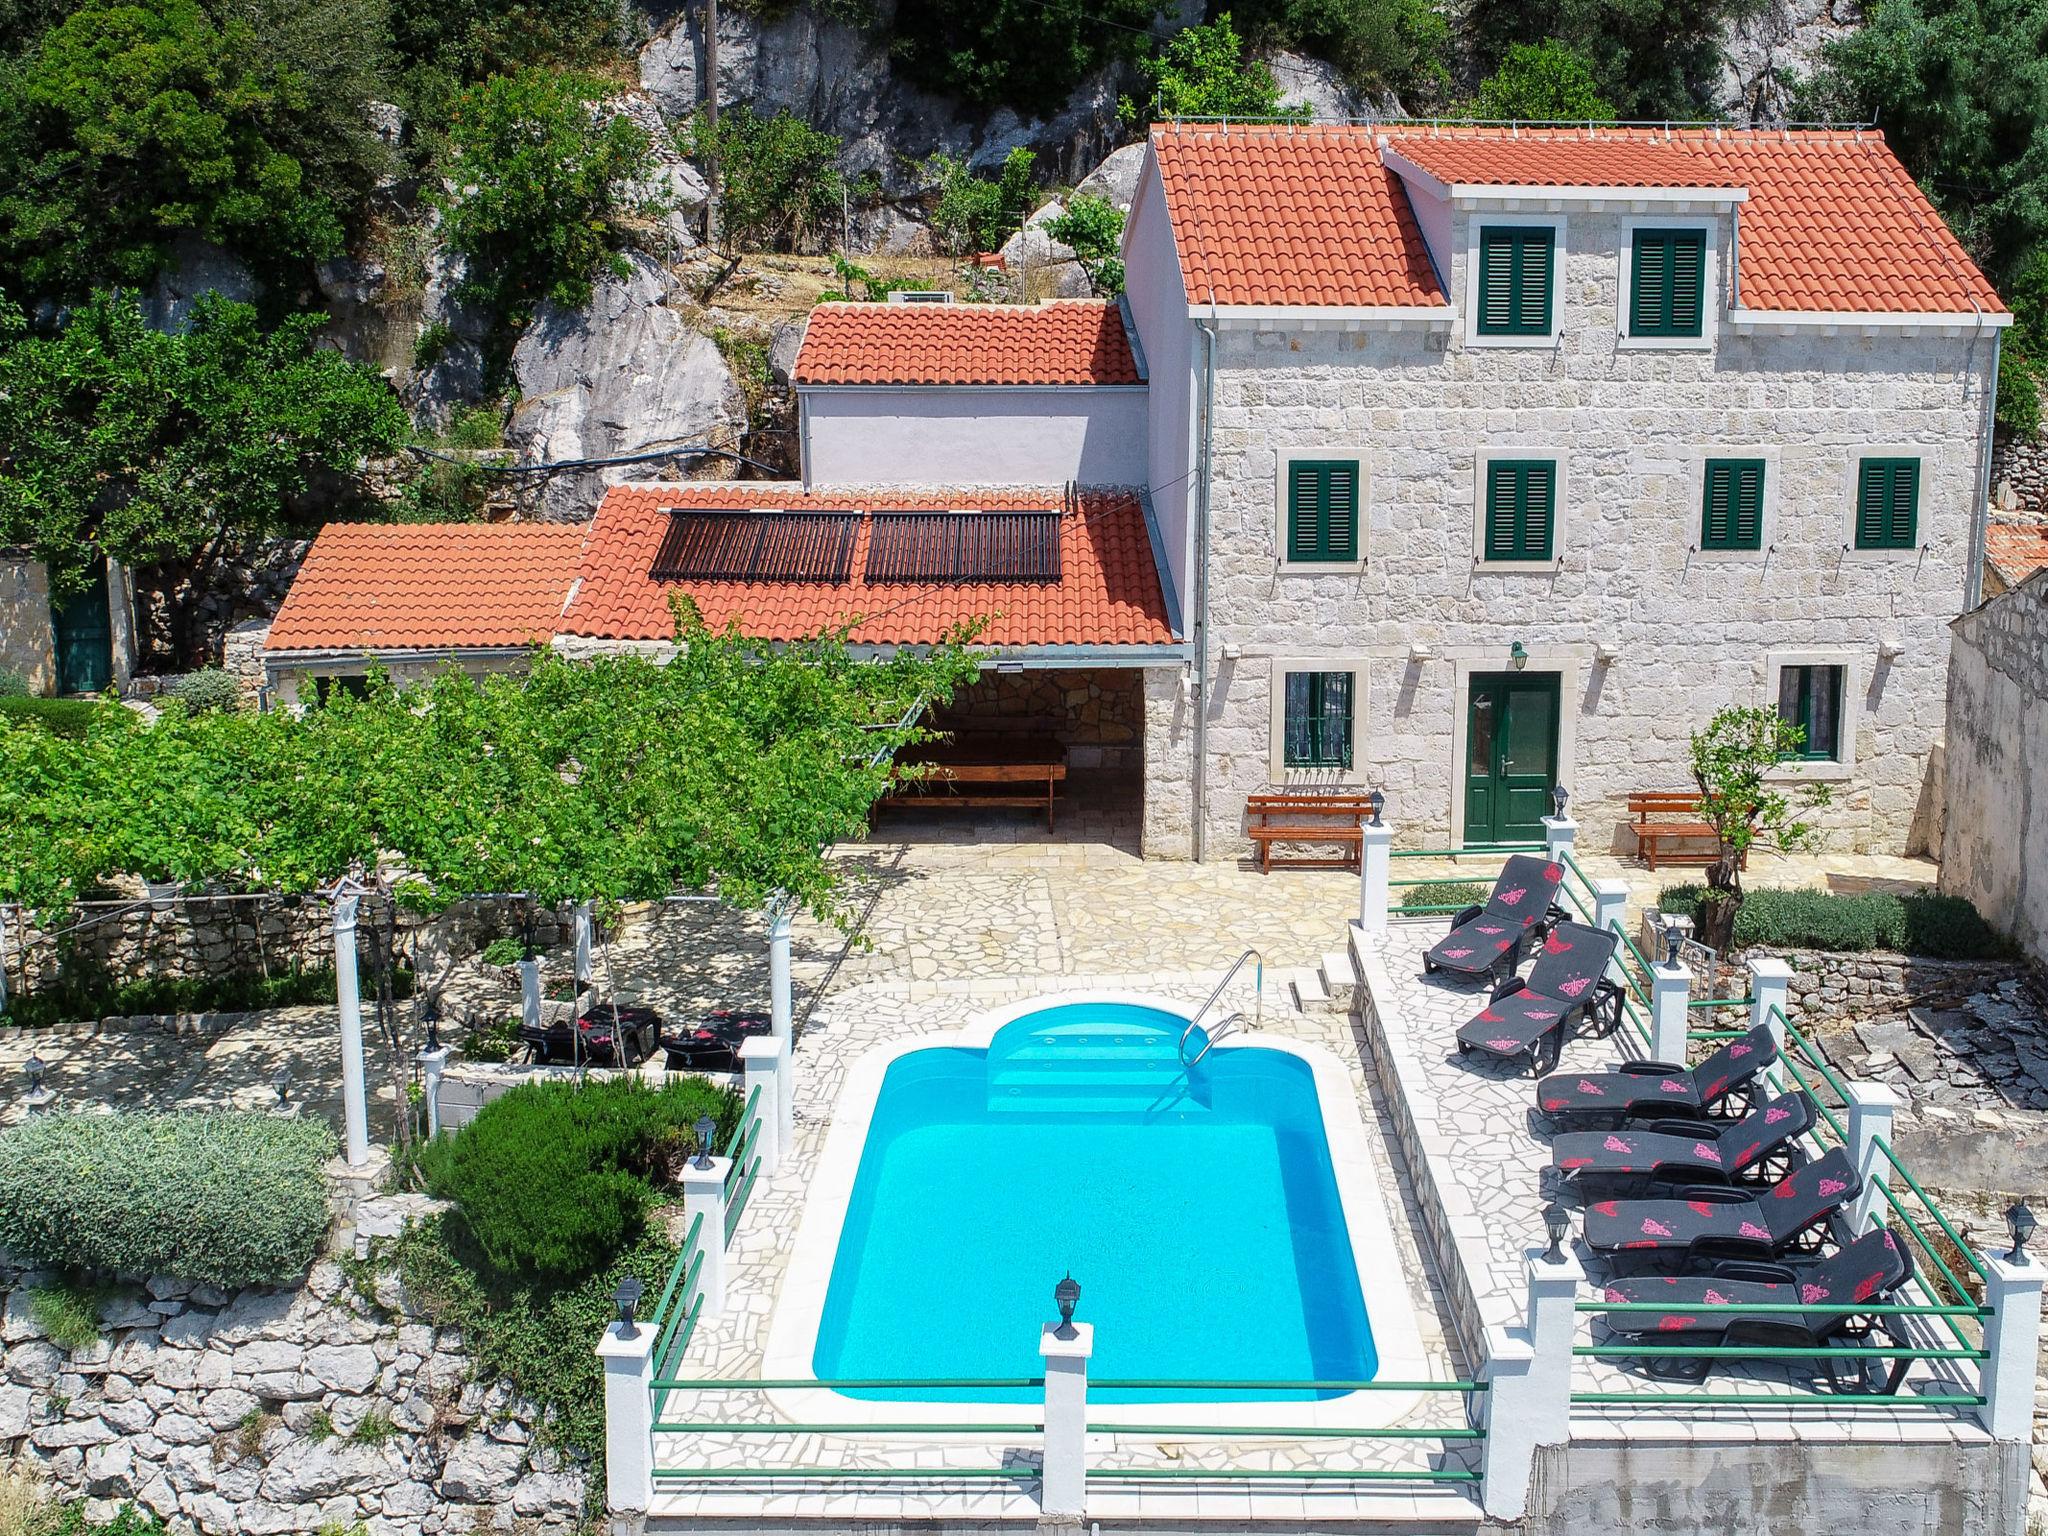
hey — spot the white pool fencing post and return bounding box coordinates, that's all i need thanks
[1650,950,1692,1066]
[1843,1081,1898,1231]
[417,1040,451,1139]
[1541,814,1578,863]
[1979,1248,2045,1440]
[1479,1244,1582,1522]
[682,1156,732,1316]
[738,1036,786,1176]
[519,956,543,1040]
[1748,954,1793,1054]
[1357,821,1393,932]
[596,1304,657,1512]
[1590,879,1630,993]
[573,899,594,987]
[1039,1321,1093,1522]
[767,901,795,1111]
[332,887,370,1168]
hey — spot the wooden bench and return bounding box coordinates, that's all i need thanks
[1245,792,1379,872]
[881,743,1067,832]
[1627,790,1746,871]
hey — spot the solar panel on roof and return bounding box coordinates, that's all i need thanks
[864,511,1063,584]
[650,510,859,583]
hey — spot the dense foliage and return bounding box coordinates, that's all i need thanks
[0,291,408,599]
[389,0,626,134]
[436,68,662,321]
[1,960,410,1030]
[1045,195,1127,294]
[1230,0,1450,100]
[159,669,243,714]
[1463,0,1757,119]
[1124,14,1307,121]
[0,1111,336,1287]
[1466,38,1616,121]
[1657,884,2013,959]
[693,104,846,253]
[890,0,1155,115]
[1399,879,1490,911]
[417,1074,737,1279]
[924,147,1036,257]
[0,697,113,738]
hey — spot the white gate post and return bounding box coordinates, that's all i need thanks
[767,901,794,1111]
[573,900,594,987]
[1357,821,1394,932]
[1039,1321,1093,1522]
[1541,814,1578,863]
[418,1039,451,1139]
[1748,955,1793,1053]
[1479,1243,1583,1521]
[519,956,542,1039]
[682,1156,731,1318]
[1979,1247,2045,1440]
[332,887,370,1167]
[596,1302,657,1512]
[1650,948,1692,1066]
[1591,879,1630,991]
[738,1036,786,1176]
[1845,1081,1898,1231]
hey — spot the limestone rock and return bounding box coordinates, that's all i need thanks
[259,1439,405,1502]
[507,252,747,520]
[141,239,260,332]
[437,1435,525,1501]
[1264,51,1376,123]
[1072,142,1146,211]
[0,1384,31,1438]
[306,1343,380,1395]
[509,1470,581,1517]
[7,1340,64,1388]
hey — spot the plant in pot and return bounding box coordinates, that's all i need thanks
[1688,705,1832,953]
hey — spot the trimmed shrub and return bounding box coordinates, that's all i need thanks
[0,1111,336,1288]
[1400,880,1491,912]
[159,669,242,714]
[1657,884,2013,960]
[0,696,115,737]
[417,1074,737,1281]
[0,669,30,697]
[479,937,524,967]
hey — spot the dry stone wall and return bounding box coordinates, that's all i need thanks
[1990,434,2048,519]
[929,668,1143,772]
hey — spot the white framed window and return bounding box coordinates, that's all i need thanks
[1840,447,1927,559]
[1617,217,1719,350]
[1470,449,1569,571]
[1683,445,1779,561]
[1463,213,1567,350]
[1267,658,1370,784]
[1274,448,1370,572]
[1762,650,1862,780]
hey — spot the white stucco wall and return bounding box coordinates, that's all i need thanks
[263,650,541,711]
[1152,198,1996,861]
[0,558,56,693]
[1122,161,1196,613]
[800,387,1148,488]
[1940,571,2048,964]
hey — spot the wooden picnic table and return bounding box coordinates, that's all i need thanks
[880,740,1068,831]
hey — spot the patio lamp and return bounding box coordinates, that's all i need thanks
[2007,1202,2037,1265]
[693,1114,717,1170]
[613,1276,644,1339]
[1663,922,1685,969]
[271,1065,293,1109]
[1550,785,1569,819]
[1366,788,1385,828]
[24,1055,45,1098]
[1542,1201,1570,1264]
[1054,1273,1081,1338]
[1509,641,1530,671]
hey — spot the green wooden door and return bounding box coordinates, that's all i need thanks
[1463,672,1560,845]
[51,561,112,695]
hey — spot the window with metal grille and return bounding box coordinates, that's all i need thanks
[1477,227,1554,336]
[1855,458,1920,550]
[1283,671,1354,769]
[1700,459,1764,550]
[1777,664,1844,761]
[650,510,860,582]
[1483,460,1557,561]
[1285,460,1360,562]
[864,511,1062,583]
[1630,229,1707,337]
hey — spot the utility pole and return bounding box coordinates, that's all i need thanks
[703,0,720,249]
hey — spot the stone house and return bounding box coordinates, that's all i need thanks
[1120,123,2008,861]
[1,552,140,695]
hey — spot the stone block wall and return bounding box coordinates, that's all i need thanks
[1747,947,2030,1020]
[1141,664,1194,858]
[0,558,55,694]
[1941,568,2048,965]
[926,667,1142,772]
[1990,433,2048,519]
[1175,203,1992,864]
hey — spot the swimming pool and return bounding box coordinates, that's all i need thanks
[766,992,1428,1429]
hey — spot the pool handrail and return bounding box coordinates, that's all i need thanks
[1179,947,1263,1066]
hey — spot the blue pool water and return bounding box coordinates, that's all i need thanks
[813,1001,1378,1401]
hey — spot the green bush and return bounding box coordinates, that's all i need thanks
[692,104,845,254]
[2,961,410,1029]
[1657,884,2014,960]
[479,936,524,967]
[0,1111,336,1288]
[416,1075,738,1281]
[0,697,113,737]
[1400,880,1491,912]
[159,669,242,714]
[924,147,1035,257]
[0,669,31,697]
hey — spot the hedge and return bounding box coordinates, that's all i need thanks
[2,961,413,1029]
[0,696,117,738]
[1400,880,1490,912]
[0,1111,336,1288]
[417,1074,737,1282]
[1656,884,2014,960]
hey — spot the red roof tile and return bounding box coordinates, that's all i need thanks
[1150,123,2005,317]
[265,522,584,652]
[562,485,1176,647]
[793,301,1142,386]
[1988,522,2048,586]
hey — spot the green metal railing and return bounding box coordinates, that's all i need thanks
[1387,844,1550,914]
[647,1213,708,1421]
[723,1087,764,1241]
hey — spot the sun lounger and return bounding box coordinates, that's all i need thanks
[1455,920,1623,1074]
[1551,1092,1815,1196]
[1535,1022,1778,1131]
[1421,854,1567,980]
[1581,1145,1860,1274]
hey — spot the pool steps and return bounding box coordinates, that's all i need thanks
[984,1016,1208,1113]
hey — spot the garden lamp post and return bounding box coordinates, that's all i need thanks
[1551,785,1569,819]
[270,1064,294,1116]
[1366,788,1385,828]
[694,1114,717,1171]
[1054,1274,1081,1339]
[2008,1202,2037,1265]
[23,1054,54,1115]
[1663,921,1685,968]
[1542,1201,1570,1264]
[613,1276,644,1340]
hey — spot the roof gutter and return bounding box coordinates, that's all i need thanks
[1193,311,1218,864]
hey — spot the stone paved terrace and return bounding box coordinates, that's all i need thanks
[1352,917,1992,1438]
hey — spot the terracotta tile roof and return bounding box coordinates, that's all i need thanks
[561,484,1176,647]
[1149,123,2005,316]
[1151,124,1446,309]
[792,301,1142,386]
[265,522,585,652]
[1988,521,2048,586]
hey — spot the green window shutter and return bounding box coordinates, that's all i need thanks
[1484,460,1557,561]
[1856,458,1920,549]
[1631,230,1707,337]
[1478,227,1553,336]
[1668,234,1704,334]
[1700,458,1765,550]
[1285,459,1360,562]
[1630,235,1668,334]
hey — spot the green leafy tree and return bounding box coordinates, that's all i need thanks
[1795,0,2048,432]
[692,104,846,254]
[436,67,661,322]
[1466,39,1616,121]
[389,0,624,134]
[1462,0,1759,119]
[0,0,389,297]
[1123,14,1310,122]
[890,0,1156,115]
[1045,194,1127,294]
[924,147,1037,256]
[0,292,407,633]
[1687,705,1832,951]
[1232,0,1450,101]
